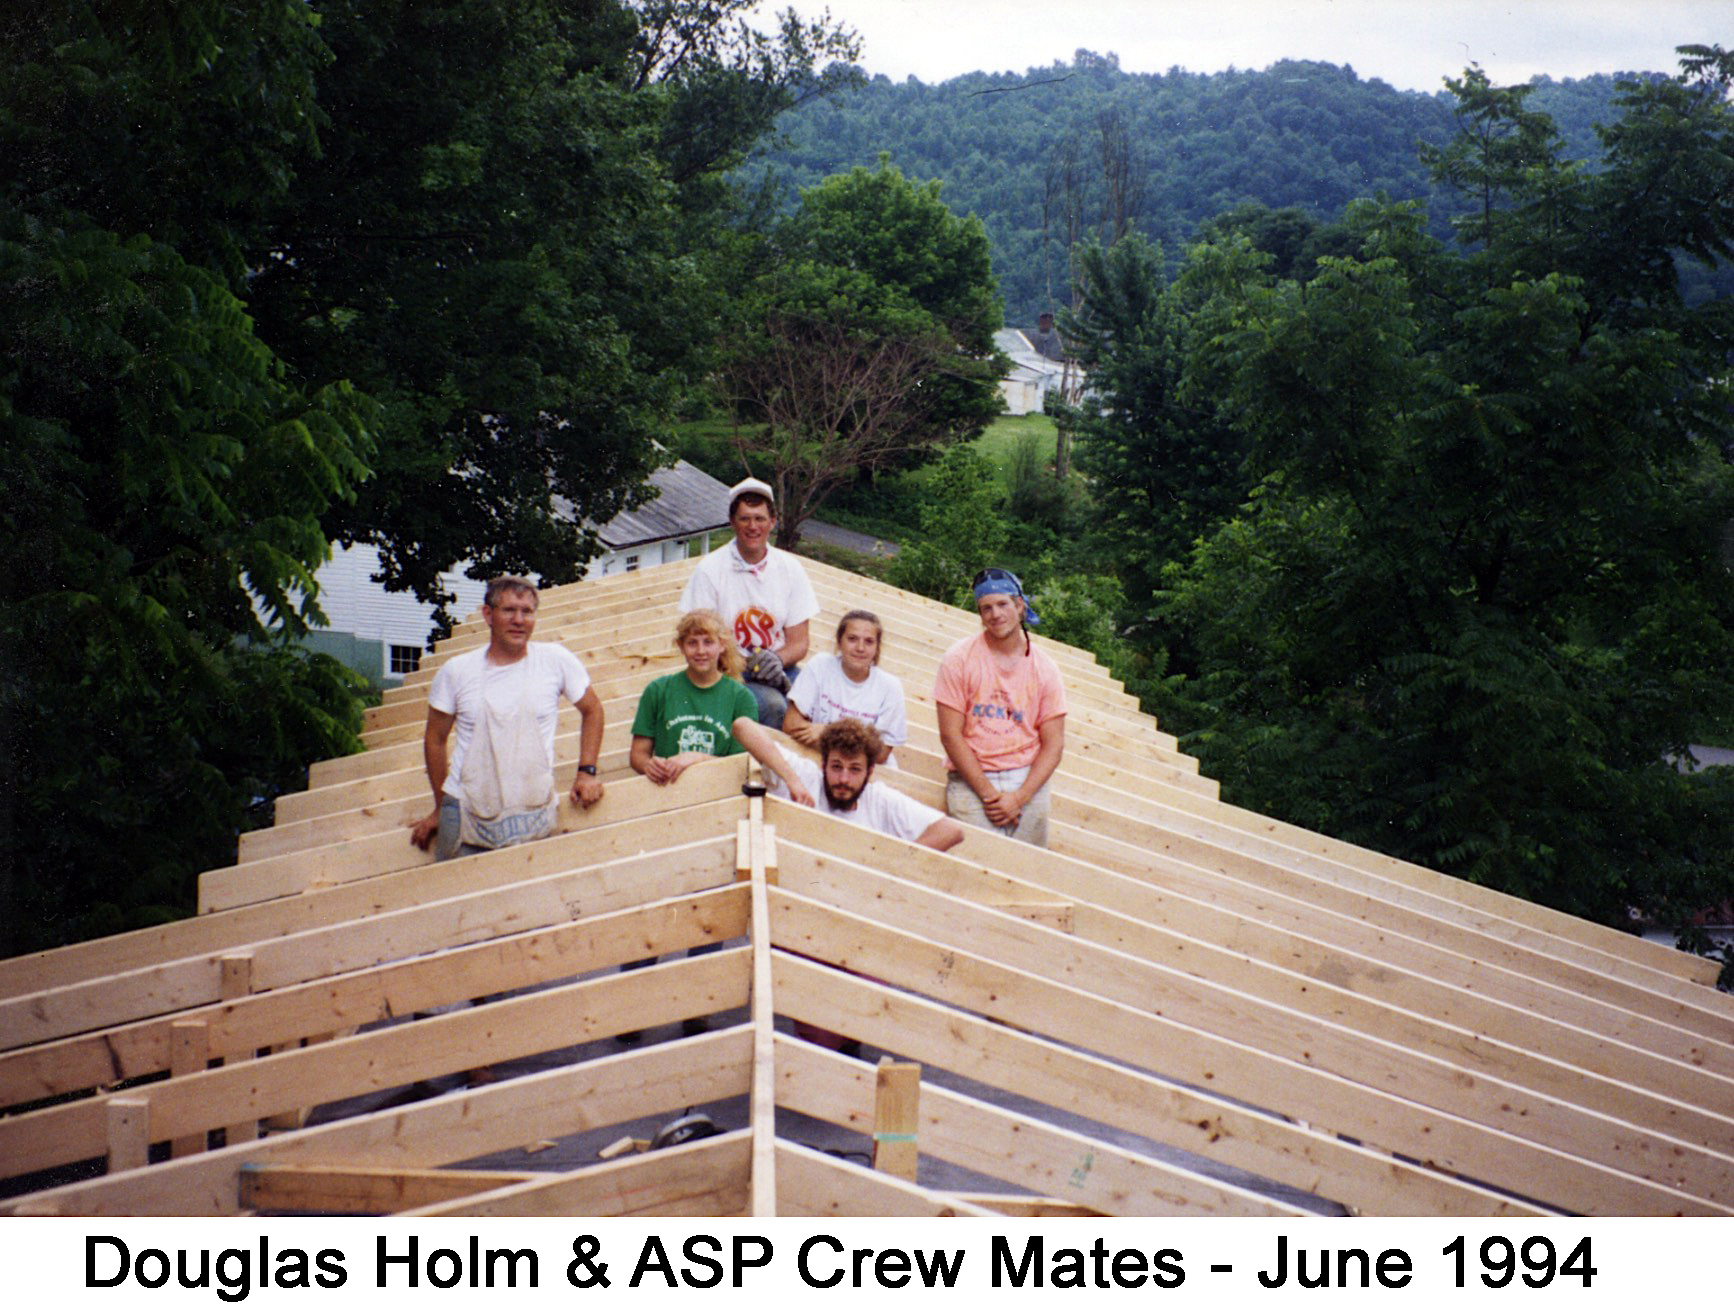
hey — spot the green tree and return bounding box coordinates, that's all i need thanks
[1,2,374,954]
[626,0,862,189]
[236,1,862,626]
[0,0,859,951]
[243,0,700,627]
[1058,234,1249,613]
[1153,52,1734,930]
[1419,66,1572,256]
[719,161,1007,544]
[886,445,1010,602]
[1194,202,1361,281]
[0,1,333,283]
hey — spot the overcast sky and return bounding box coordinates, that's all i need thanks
[780,0,1724,93]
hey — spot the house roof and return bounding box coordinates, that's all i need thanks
[995,328,1073,381]
[2,558,1731,1217]
[555,458,732,552]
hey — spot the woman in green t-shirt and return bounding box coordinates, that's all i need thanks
[630,609,813,803]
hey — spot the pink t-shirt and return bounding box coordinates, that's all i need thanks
[932,633,1068,773]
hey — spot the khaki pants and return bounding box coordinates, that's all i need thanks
[946,767,1052,847]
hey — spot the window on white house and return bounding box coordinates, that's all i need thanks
[625,554,640,572]
[389,644,422,675]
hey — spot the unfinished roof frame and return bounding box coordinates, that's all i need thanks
[2,559,1730,1217]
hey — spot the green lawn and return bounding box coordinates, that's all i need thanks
[968,413,1059,482]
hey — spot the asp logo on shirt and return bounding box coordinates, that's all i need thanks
[734,606,778,652]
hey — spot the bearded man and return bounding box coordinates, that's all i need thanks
[770,718,962,851]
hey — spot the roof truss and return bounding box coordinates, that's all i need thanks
[3,558,1730,1217]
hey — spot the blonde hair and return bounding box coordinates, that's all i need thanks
[674,609,745,678]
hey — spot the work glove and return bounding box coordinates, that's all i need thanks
[743,648,790,692]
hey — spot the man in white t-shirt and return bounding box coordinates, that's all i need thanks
[770,719,963,851]
[679,477,818,731]
[410,576,605,860]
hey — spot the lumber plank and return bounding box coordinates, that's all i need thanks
[0,801,741,997]
[777,1036,1310,1218]
[245,739,638,859]
[404,1131,753,1218]
[959,1196,1102,1217]
[768,893,1724,1215]
[3,837,739,1050]
[1048,816,1734,1043]
[0,1028,754,1215]
[169,1021,210,1158]
[1052,792,1726,999]
[240,1165,539,1214]
[2,885,747,1109]
[769,811,1734,1102]
[775,838,1734,1145]
[872,1061,920,1181]
[198,759,748,913]
[107,1097,149,1174]
[0,952,751,1181]
[773,768,1730,1048]
[746,788,778,1218]
[218,954,257,1147]
[774,847,1734,1188]
[775,1140,996,1218]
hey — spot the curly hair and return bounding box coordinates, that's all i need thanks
[817,717,883,765]
[673,609,745,678]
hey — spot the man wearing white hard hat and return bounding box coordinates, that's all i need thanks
[678,476,818,730]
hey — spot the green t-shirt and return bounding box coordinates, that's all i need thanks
[631,671,758,758]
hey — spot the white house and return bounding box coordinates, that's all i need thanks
[306,459,732,686]
[995,326,1085,416]
[570,457,733,578]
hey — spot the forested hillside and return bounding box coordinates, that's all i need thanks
[753,51,1692,322]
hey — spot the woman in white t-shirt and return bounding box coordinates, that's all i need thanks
[784,609,908,766]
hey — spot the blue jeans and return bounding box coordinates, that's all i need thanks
[746,662,799,731]
[434,796,487,862]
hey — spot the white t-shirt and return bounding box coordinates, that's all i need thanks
[428,643,590,804]
[770,749,946,845]
[679,540,819,655]
[789,654,908,762]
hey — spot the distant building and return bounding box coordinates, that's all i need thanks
[569,457,734,578]
[996,326,1084,416]
[305,459,732,686]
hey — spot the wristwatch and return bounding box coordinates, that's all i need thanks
[576,764,598,776]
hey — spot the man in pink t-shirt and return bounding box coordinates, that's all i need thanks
[932,567,1067,846]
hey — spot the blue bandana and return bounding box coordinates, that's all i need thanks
[971,568,1041,626]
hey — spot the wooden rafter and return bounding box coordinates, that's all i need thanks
[3,556,1730,1218]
